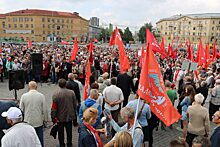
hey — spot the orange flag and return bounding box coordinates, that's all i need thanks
[146,29,166,57]
[84,61,91,100]
[160,37,166,59]
[28,39,32,48]
[187,44,194,61]
[138,29,181,126]
[109,30,116,46]
[212,42,217,61]
[139,45,145,67]
[70,37,78,62]
[204,44,211,68]
[88,40,94,64]
[115,27,130,73]
[0,47,2,53]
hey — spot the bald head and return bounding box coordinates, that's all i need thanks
[28,81,37,90]
[68,73,74,80]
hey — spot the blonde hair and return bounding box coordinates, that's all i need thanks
[82,107,98,123]
[114,131,133,147]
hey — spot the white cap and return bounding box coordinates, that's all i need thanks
[1,107,22,119]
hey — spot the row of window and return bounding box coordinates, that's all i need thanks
[164,31,220,37]
[165,20,220,26]
[42,18,73,23]
[8,17,33,22]
[161,25,220,31]
[6,24,34,28]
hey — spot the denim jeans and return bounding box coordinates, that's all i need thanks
[35,125,44,147]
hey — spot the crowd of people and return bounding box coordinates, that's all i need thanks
[0,43,220,147]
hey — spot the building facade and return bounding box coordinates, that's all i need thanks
[89,17,101,39]
[0,9,89,42]
[156,13,220,48]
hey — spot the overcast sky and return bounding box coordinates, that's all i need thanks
[0,0,220,31]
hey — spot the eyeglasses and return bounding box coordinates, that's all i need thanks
[212,115,220,119]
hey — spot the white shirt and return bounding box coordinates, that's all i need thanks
[103,85,124,110]
[12,62,21,70]
[1,123,42,147]
[20,90,48,127]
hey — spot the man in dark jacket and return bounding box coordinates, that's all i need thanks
[116,71,135,107]
[51,79,77,147]
[211,111,220,147]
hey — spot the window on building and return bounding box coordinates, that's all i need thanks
[48,18,50,22]
[174,27,176,30]
[3,30,5,33]
[52,25,55,29]
[66,19,69,23]
[48,25,50,29]
[2,21,5,28]
[8,24,11,28]
[14,24,17,28]
[192,37,194,41]
[25,17,29,22]
[71,20,73,23]
[57,19,60,23]
[193,27,196,30]
[19,17,23,22]
[168,37,171,40]
[189,21,191,24]
[52,18,55,23]
[31,30,34,34]
[212,27,215,31]
[31,24,34,28]
[57,31,60,35]
[20,24,23,28]
[48,31,50,35]
[219,21,220,24]
[43,31,45,34]
[216,33,218,36]
[62,25,64,29]
[30,18,33,22]
[42,24,45,28]
[193,32,195,36]
[62,19,64,23]
[213,21,215,24]
[188,32,190,35]
[13,17,17,22]
[42,18,45,22]
[43,37,45,41]
[25,24,28,28]
[8,18,10,22]
[212,33,214,36]
[165,32,167,35]
[204,33,206,36]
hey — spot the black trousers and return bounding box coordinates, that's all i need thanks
[57,121,72,147]
[186,132,197,147]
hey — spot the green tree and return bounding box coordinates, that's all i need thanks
[138,23,153,43]
[123,27,134,43]
[99,28,110,42]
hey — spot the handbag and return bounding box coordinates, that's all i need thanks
[50,124,58,139]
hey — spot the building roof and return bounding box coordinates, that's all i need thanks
[157,13,220,24]
[5,9,88,21]
[0,14,6,18]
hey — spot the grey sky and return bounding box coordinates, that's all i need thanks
[0,0,220,30]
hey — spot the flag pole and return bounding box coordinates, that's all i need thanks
[109,44,115,79]
[132,96,141,138]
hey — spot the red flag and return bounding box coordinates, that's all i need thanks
[0,47,2,53]
[171,48,178,59]
[160,38,166,59]
[84,61,91,100]
[115,27,130,73]
[196,39,205,66]
[70,37,78,62]
[28,39,32,48]
[109,30,116,46]
[138,29,181,126]
[94,38,98,43]
[136,49,139,59]
[212,42,217,61]
[187,44,194,62]
[139,45,145,67]
[87,40,94,64]
[146,29,166,57]
[167,43,172,57]
[61,40,69,45]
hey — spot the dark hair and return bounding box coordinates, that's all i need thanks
[192,136,211,147]
[91,82,99,89]
[185,85,196,103]
[58,78,66,88]
[111,77,117,85]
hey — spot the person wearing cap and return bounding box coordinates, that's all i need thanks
[1,107,41,147]
[209,79,220,120]
[185,93,210,147]
[19,81,48,147]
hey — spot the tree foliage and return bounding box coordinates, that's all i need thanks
[138,23,153,43]
[123,27,134,43]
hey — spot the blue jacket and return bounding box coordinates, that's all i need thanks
[78,123,97,147]
[211,126,220,147]
[79,98,101,128]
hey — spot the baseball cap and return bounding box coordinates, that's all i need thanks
[1,107,22,119]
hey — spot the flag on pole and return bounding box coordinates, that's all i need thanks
[84,61,91,100]
[146,29,166,57]
[109,30,116,46]
[0,47,2,53]
[87,40,94,64]
[196,39,205,66]
[187,44,194,61]
[115,27,130,73]
[160,37,166,59]
[61,40,69,45]
[138,29,181,126]
[94,38,98,43]
[167,43,172,57]
[212,42,217,61]
[70,37,78,62]
[28,39,32,48]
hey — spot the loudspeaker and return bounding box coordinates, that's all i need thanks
[31,53,43,75]
[8,70,25,90]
